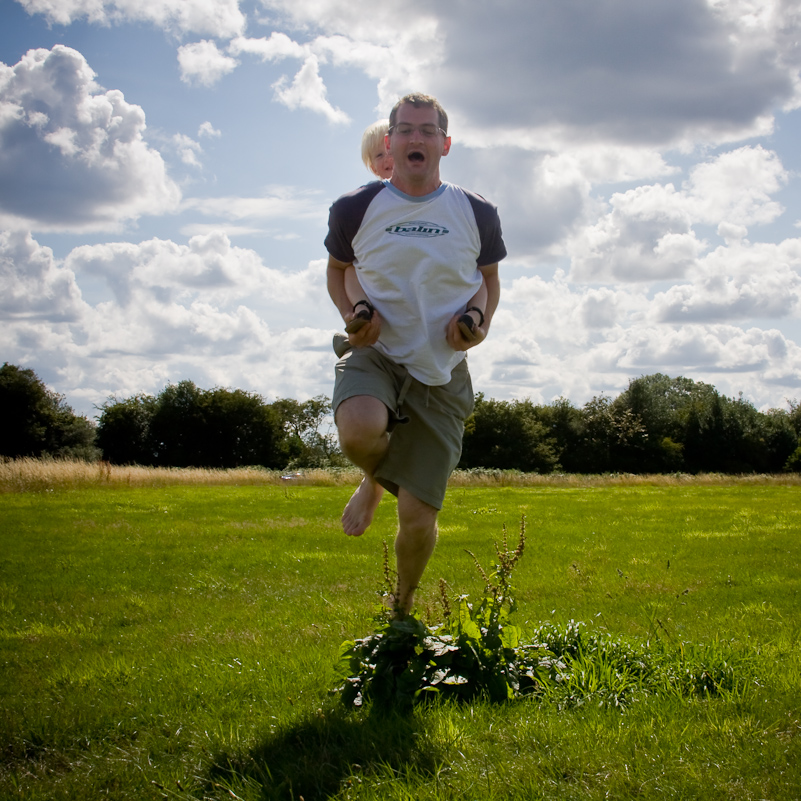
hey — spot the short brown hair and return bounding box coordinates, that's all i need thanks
[389,93,448,135]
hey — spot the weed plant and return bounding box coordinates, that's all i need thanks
[337,518,755,713]
[1,479,799,799]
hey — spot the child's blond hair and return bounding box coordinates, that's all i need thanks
[360,120,389,174]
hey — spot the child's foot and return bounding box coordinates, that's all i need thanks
[344,300,375,334]
[332,333,351,358]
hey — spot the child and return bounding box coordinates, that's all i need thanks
[360,120,394,179]
[342,122,393,333]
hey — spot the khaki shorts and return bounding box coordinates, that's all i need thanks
[332,347,474,510]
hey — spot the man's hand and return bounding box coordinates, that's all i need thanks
[446,313,486,351]
[345,310,381,347]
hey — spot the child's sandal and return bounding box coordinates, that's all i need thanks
[457,306,484,342]
[344,300,375,334]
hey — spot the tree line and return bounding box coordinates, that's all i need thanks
[3,362,801,474]
[462,375,801,474]
[0,364,339,470]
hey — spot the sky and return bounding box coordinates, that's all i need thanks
[2,0,801,419]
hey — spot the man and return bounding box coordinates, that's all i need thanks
[325,93,506,616]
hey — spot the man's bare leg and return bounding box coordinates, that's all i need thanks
[394,488,438,616]
[336,395,389,536]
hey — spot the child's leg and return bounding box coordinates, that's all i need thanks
[344,265,374,334]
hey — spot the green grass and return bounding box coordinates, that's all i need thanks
[1,481,800,799]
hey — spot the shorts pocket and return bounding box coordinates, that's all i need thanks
[429,361,474,419]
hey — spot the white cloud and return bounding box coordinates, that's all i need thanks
[0,231,342,412]
[178,40,239,87]
[271,55,349,124]
[568,183,704,283]
[565,145,789,283]
[257,0,800,148]
[65,231,330,308]
[172,133,203,167]
[609,323,790,373]
[256,0,439,53]
[231,33,396,123]
[653,238,801,322]
[684,145,787,227]
[570,147,788,282]
[229,32,307,61]
[181,186,329,224]
[543,146,678,186]
[0,230,86,321]
[253,0,440,110]
[229,33,363,123]
[0,46,180,232]
[16,0,246,38]
[198,121,221,138]
[496,272,647,347]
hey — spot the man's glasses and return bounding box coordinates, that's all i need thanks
[388,124,447,137]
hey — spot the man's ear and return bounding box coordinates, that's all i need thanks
[442,136,452,156]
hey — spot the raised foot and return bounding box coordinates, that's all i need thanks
[342,477,384,536]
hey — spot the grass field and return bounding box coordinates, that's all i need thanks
[1,464,800,799]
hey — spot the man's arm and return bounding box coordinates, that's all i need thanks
[327,255,381,346]
[478,261,500,331]
[327,255,354,319]
[446,262,500,352]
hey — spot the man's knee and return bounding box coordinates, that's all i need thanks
[397,489,438,535]
[336,395,388,452]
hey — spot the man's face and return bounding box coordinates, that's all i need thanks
[387,103,451,190]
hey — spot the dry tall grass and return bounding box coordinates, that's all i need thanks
[0,457,361,493]
[448,468,801,488]
[2,457,800,493]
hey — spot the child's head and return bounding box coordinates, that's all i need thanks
[361,120,393,179]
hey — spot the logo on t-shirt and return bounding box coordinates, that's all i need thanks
[385,220,449,237]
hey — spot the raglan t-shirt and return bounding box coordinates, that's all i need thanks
[325,180,506,386]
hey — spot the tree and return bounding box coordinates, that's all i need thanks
[147,380,206,466]
[614,374,719,472]
[271,396,344,468]
[96,382,291,468]
[200,387,287,468]
[96,394,157,465]
[0,363,98,460]
[532,398,584,472]
[787,399,801,438]
[719,395,797,473]
[461,395,561,472]
[574,394,648,473]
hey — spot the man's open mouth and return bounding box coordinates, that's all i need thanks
[408,151,425,162]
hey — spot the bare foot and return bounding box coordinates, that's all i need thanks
[342,477,384,536]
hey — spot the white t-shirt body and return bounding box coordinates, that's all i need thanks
[325,180,506,386]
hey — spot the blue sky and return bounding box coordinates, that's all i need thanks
[2,0,801,417]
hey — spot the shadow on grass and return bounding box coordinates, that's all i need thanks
[206,705,440,800]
